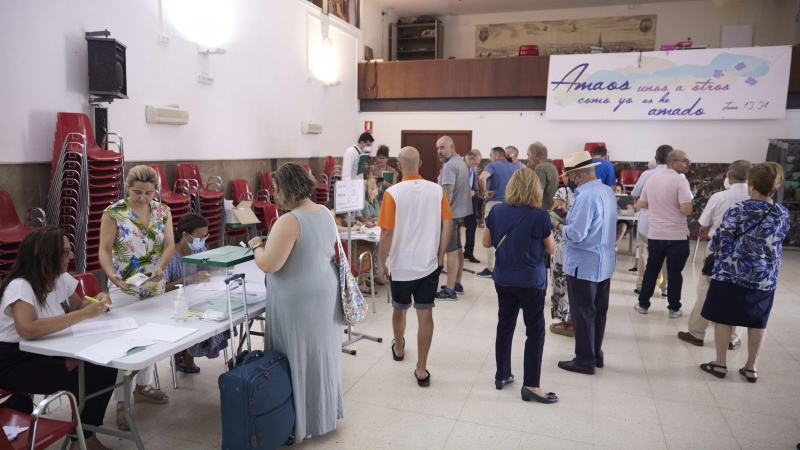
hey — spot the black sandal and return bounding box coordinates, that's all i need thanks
[391,338,405,361]
[700,362,727,379]
[415,369,430,387]
[739,367,758,383]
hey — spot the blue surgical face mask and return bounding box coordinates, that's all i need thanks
[567,179,578,192]
[185,234,206,251]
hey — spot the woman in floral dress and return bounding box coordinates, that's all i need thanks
[99,165,175,430]
[550,185,574,337]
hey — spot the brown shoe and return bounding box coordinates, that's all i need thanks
[728,339,742,350]
[677,331,703,347]
[550,321,574,337]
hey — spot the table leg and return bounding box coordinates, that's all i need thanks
[123,371,146,450]
[629,222,635,255]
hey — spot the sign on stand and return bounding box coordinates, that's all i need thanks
[334,179,364,214]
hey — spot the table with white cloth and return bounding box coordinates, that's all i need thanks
[19,260,266,450]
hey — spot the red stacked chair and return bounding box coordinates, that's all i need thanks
[552,159,565,187]
[176,164,224,246]
[148,165,192,223]
[313,156,337,205]
[225,179,252,244]
[584,142,606,156]
[260,204,281,234]
[0,191,44,277]
[619,169,642,192]
[257,172,275,203]
[48,113,124,273]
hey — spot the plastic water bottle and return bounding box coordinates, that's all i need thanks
[174,284,188,323]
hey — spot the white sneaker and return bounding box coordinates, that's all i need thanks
[633,304,648,314]
[668,309,683,318]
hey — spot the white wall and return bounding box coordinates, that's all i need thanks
[0,0,362,163]
[357,110,800,163]
[361,1,399,60]
[439,0,798,59]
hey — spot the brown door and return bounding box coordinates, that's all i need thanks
[400,130,472,182]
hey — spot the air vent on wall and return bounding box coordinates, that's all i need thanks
[301,121,322,134]
[145,104,189,125]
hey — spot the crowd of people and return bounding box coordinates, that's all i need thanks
[0,134,790,446]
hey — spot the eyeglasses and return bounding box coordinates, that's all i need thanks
[62,249,74,257]
[189,233,210,240]
[675,159,691,164]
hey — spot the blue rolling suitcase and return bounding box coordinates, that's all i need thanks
[218,274,295,450]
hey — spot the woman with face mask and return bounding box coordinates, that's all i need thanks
[163,213,229,373]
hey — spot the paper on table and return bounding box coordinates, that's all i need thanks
[193,282,227,291]
[127,323,198,343]
[3,425,28,441]
[72,317,138,337]
[75,335,157,365]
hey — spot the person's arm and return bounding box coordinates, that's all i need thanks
[330,209,359,232]
[697,195,716,235]
[11,299,109,341]
[99,212,132,290]
[482,226,492,248]
[68,290,111,312]
[636,186,649,211]
[379,228,393,285]
[341,149,355,180]
[249,213,301,274]
[543,232,556,255]
[439,219,452,266]
[561,198,593,243]
[678,178,694,216]
[152,214,175,282]
[442,184,454,203]
[479,171,493,198]
[679,202,693,216]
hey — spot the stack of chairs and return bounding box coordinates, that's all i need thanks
[0,191,45,277]
[149,165,192,223]
[314,156,336,205]
[257,172,275,203]
[584,142,606,156]
[48,113,124,273]
[226,180,253,244]
[236,179,281,235]
[176,164,224,246]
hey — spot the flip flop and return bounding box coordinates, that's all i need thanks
[415,369,430,387]
[391,338,405,361]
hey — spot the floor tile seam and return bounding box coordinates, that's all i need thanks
[342,356,382,396]
[639,355,672,448]
[657,425,743,450]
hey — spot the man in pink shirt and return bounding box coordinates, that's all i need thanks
[634,150,693,318]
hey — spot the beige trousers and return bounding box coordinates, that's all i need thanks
[636,231,668,291]
[687,247,742,342]
[484,201,500,270]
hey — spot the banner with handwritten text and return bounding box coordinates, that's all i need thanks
[546,46,792,120]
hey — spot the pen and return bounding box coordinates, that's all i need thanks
[84,296,112,310]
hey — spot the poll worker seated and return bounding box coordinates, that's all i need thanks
[356,178,383,284]
[612,183,635,249]
[0,226,117,450]
[164,213,230,373]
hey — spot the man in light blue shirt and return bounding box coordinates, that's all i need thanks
[592,146,617,186]
[551,151,617,375]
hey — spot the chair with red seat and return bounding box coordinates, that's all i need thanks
[0,191,36,244]
[176,164,224,245]
[72,273,102,299]
[619,169,642,192]
[0,389,86,450]
[584,142,606,156]
[148,165,191,208]
[323,156,335,181]
[255,203,281,234]
[552,159,565,187]
[257,172,275,203]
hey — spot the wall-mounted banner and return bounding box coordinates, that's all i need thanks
[546,46,792,120]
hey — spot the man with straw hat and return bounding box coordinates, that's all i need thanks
[550,151,617,375]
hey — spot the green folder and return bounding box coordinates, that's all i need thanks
[356,154,370,175]
[182,246,254,268]
[380,171,394,192]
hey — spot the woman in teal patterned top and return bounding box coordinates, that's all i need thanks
[99,165,175,431]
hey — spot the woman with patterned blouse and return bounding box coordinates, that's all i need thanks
[700,162,790,383]
[550,185,574,337]
[99,165,175,430]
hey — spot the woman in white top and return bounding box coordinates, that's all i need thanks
[0,227,116,450]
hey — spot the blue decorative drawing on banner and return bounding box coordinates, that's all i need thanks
[735,62,747,70]
[745,77,757,86]
[713,70,724,78]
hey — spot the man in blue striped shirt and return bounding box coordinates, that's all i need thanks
[551,151,617,375]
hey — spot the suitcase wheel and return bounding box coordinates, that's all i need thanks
[284,436,295,446]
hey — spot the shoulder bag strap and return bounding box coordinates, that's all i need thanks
[496,209,534,250]
[732,202,775,241]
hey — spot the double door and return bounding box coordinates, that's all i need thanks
[400,131,472,182]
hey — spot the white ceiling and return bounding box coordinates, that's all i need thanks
[375,0,705,18]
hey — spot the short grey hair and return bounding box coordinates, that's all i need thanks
[272,162,315,210]
[466,149,481,160]
[528,142,548,158]
[505,146,519,156]
[729,160,752,182]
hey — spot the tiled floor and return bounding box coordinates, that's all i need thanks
[46,242,800,449]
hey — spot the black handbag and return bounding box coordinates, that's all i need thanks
[701,203,775,277]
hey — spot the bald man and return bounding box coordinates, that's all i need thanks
[436,136,471,299]
[635,150,693,318]
[378,146,453,387]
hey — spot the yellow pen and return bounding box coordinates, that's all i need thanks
[84,296,112,309]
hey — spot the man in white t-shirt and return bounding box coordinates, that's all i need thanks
[378,146,452,387]
[341,133,374,180]
[678,160,751,348]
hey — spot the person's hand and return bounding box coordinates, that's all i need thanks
[379,264,390,285]
[248,237,263,248]
[550,216,561,229]
[486,190,496,199]
[354,220,364,227]
[94,292,112,306]
[81,300,110,319]
[471,190,476,197]
[109,274,133,290]
[365,222,376,228]
[382,181,391,188]
[150,267,165,283]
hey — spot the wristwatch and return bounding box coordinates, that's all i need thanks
[250,240,263,250]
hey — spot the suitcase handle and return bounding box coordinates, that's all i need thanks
[224,273,245,284]
[242,350,264,365]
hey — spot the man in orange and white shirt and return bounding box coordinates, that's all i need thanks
[378,146,452,388]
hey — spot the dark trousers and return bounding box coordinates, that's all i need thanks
[0,343,118,437]
[566,276,610,368]
[463,213,477,257]
[638,238,690,310]
[494,285,545,387]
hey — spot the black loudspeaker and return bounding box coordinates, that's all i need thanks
[90,106,108,147]
[86,36,127,99]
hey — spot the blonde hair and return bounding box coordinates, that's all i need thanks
[748,162,783,197]
[505,168,543,208]
[126,165,159,190]
[365,178,377,200]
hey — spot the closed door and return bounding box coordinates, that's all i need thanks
[401,130,472,182]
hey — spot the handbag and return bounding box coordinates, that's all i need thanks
[496,208,534,250]
[333,220,368,326]
[702,203,775,276]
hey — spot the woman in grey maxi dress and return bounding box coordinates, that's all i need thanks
[248,163,343,444]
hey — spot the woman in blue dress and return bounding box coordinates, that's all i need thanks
[700,162,790,383]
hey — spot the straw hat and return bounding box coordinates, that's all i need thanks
[562,151,600,175]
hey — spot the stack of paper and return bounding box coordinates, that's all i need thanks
[3,425,28,441]
[75,335,158,365]
[72,317,138,337]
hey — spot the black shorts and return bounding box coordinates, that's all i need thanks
[446,217,464,253]
[390,266,443,310]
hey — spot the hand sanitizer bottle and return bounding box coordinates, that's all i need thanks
[174,284,188,323]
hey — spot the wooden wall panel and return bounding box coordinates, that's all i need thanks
[359,47,800,99]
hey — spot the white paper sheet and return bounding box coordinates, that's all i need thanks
[3,425,28,441]
[71,317,138,337]
[75,335,157,365]
[126,323,198,343]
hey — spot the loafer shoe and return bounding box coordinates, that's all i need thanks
[678,331,703,346]
[465,255,481,263]
[495,374,514,390]
[557,359,596,375]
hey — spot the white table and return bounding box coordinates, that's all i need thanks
[19,261,267,450]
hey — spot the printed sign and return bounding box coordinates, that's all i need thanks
[546,46,792,120]
[364,121,373,133]
[334,179,364,214]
